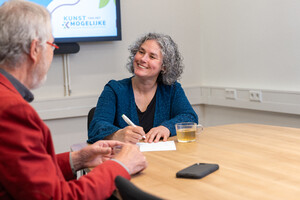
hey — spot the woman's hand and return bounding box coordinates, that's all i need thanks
[107,126,146,144]
[145,125,170,143]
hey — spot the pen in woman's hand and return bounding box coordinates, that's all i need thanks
[122,114,146,139]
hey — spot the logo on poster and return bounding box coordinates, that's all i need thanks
[62,15,106,29]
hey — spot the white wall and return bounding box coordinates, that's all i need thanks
[203,105,300,128]
[196,0,300,128]
[198,0,300,91]
[29,0,300,153]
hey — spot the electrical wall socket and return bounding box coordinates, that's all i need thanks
[225,89,237,100]
[249,90,262,102]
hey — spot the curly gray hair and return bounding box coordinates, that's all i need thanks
[126,33,184,85]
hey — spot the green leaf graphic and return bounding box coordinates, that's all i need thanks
[99,0,110,8]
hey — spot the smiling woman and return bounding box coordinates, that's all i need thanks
[133,40,163,81]
[87,32,198,145]
[127,33,184,86]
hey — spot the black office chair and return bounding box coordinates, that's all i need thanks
[115,176,163,200]
[87,107,96,131]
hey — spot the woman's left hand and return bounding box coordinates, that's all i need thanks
[145,126,170,143]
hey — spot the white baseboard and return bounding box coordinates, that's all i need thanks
[184,86,300,115]
[30,95,98,120]
[31,86,300,120]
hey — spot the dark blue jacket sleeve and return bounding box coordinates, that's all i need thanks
[87,81,120,143]
[159,82,198,136]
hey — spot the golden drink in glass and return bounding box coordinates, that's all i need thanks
[175,122,203,143]
[176,128,196,142]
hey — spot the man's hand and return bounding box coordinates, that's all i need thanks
[114,143,147,175]
[71,140,125,171]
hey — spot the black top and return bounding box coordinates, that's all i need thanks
[136,93,156,133]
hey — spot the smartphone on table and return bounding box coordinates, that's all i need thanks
[176,163,219,179]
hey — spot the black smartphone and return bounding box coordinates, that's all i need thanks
[176,163,219,179]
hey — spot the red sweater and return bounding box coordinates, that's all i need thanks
[0,73,130,199]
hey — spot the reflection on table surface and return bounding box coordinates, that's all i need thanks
[131,123,300,200]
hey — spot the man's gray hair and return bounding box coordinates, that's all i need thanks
[0,0,51,68]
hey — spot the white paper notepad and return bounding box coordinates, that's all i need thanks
[137,141,176,152]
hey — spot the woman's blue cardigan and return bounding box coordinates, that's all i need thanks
[87,77,198,143]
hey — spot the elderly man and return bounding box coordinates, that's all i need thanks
[0,0,147,199]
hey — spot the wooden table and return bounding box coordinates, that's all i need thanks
[131,123,300,200]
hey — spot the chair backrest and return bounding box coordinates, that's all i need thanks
[115,176,163,200]
[87,107,96,131]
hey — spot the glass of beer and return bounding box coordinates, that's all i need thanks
[175,122,203,142]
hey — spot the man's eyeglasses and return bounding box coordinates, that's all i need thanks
[46,41,59,51]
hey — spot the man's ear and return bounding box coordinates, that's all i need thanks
[29,39,40,63]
